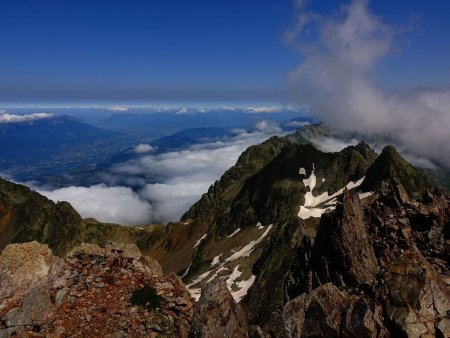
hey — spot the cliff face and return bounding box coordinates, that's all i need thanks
[0,178,82,255]
[245,182,450,337]
[181,141,379,303]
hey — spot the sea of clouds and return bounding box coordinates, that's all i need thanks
[37,121,284,225]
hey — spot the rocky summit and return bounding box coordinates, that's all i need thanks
[0,242,193,337]
[0,131,449,337]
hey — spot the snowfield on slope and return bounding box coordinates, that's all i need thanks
[186,223,272,302]
[298,163,372,219]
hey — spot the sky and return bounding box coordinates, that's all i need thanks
[0,0,449,103]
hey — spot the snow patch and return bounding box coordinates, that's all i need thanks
[227,228,241,238]
[181,264,191,279]
[225,265,257,302]
[193,234,207,248]
[298,164,366,219]
[186,266,221,301]
[211,254,222,267]
[188,287,202,301]
[233,275,256,302]
[225,224,273,262]
[298,206,331,219]
[186,224,273,302]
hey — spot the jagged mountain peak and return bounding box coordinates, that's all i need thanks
[361,144,430,200]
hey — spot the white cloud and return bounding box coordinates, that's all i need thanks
[139,181,208,223]
[107,106,129,111]
[176,108,189,115]
[231,128,248,134]
[197,107,211,113]
[244,106,282,114]
[38,184,153,226]
[110,125,285,222]
[287,0,450,166]
[0,113,54,123]
[308,136,360,153]
[255,120,282,133]
[134,144,156,154]
[285,120,311,128]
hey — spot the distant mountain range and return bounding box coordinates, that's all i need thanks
[92,109,311,136]
[0,115,138,182]
[0,111,314,186]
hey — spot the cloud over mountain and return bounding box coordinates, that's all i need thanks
[287,0,450,166]
[38,125,284,225]
[0,113,54,123]
[38,184,153,225]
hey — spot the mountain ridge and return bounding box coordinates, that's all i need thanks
[0,130,448,337]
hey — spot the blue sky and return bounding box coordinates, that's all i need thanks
[0,0,449,103]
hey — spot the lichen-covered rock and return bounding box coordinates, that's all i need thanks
[191,278,248,337]
[343,297,389,338]
[382,251,450,338]
[282,284,388,338]
[0,241,63,314]
[0,242,192,337]
[283,284,347,338]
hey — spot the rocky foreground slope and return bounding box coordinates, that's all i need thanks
[0,241,251,337]
[0,128,449,337]
[1,182,448,337]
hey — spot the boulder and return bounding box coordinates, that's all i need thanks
[191,278,248,337]
[283,284,389,338]
[0,241,63,313]
[283,284,347,338]
[382,251,450,338]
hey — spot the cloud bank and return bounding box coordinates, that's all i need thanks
[0,112,54,123]
[111,126,284,223]
[39,124,284,225]
[287,0,450,166]
[38,184,153,225]
[134,144,156,154]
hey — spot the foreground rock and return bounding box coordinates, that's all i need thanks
[191,278,248,337]
[282,283,389,338]
[0,242,193,337]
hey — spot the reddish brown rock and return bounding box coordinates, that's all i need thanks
[191,278,248,337]
[0,242,192,337]
[283,284,389,338]
[283,284,347,338]
[382,251,450,338]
